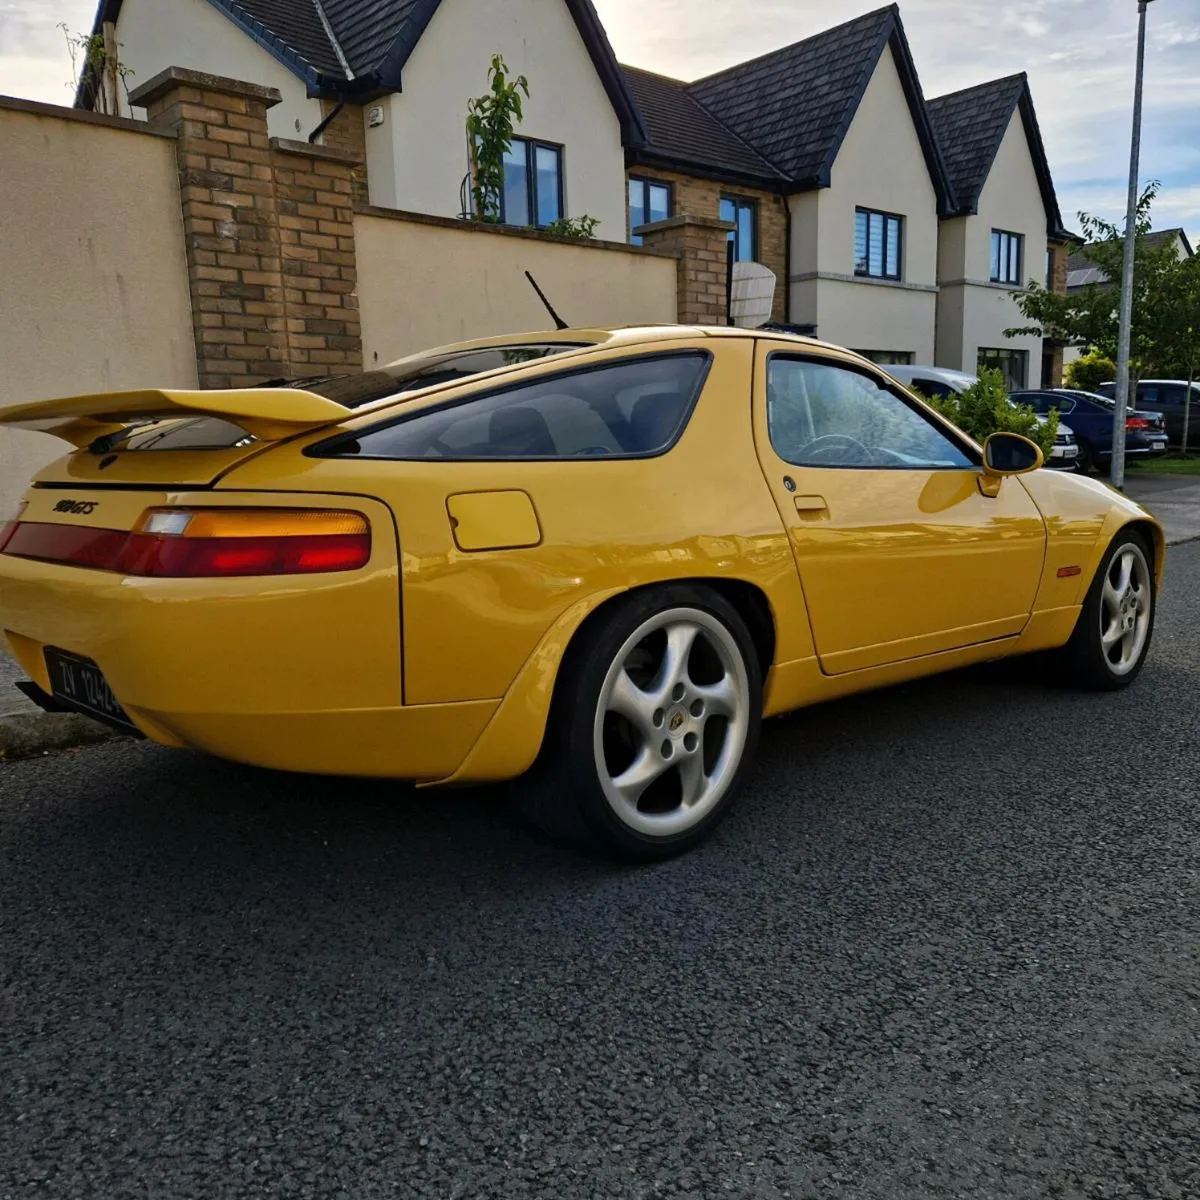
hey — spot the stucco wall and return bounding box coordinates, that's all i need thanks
[355,211,677,363]
[788,45,939,358]
[371,0,628,235]
[935,110,1045,379]
[0,101,197,509]
[113,0,320,140]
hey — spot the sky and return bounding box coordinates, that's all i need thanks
[2,0,1198,244]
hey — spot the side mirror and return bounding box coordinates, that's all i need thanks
[979,432,1043,496]
[983,432,1043,475]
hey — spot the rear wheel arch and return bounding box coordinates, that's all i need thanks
[558,577,777,687]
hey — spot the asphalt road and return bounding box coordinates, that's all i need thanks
[3,549,1200,1200]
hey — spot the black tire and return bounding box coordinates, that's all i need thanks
[516,584,763,861]
[1055,528,1156,690]
[1075,439,1096,475]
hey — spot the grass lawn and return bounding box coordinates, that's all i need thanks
[1126,455,1200,476]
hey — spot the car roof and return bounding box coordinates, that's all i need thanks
[885,364,977,385]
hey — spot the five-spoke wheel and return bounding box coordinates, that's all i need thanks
[1059,529,1156,689]
[519,586,761,860]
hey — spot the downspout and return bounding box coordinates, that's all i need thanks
[306,0,354,144]
[308,99,345,144]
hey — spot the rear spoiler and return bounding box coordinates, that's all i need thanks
[0,387,349,448]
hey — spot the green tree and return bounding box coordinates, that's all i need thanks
[1006,183,1180,381]
[913,369,1058,458]
[465,55,529,223]
[1154,253,1200,449]
[1065,351,1117,392]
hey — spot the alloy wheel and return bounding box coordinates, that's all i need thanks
[1099,542,1152,676]
[592,607,751,838]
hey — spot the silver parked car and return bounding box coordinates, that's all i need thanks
[885,364,1080,470]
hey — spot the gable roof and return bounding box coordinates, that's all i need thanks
[928,73,1069,238]
[1067,227,1195,289]
[80,0,647,144]
[684,4,954,209]
[622,66,786,188]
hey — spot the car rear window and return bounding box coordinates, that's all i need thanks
[314,352,712,461]
[99,343,590,452]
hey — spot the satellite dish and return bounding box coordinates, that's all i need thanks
[730,262,777,329]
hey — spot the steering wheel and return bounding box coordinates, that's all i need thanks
[798,433,874,465]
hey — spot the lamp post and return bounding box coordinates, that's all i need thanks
[1111,0,1156,490]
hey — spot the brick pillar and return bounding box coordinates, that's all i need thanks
[1045,239,1071,386]
[130,68,289,389]
[268,138,362,376]
[637,214,735,325]
[130,67,363,388]
[317,100,369,205]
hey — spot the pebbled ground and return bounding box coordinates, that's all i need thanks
[1,547,1199,1200]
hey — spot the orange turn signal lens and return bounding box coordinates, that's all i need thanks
[135,508,369,539]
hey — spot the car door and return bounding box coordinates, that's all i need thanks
[753,345,1047,675]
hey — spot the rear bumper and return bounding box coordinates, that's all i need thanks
[0,491,497,779]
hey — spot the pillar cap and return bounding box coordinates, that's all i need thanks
[130,67,282,110]
[635,214,736,236]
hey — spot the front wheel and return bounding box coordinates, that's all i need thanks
[518,587,762,860]
[1057,530,1155,689]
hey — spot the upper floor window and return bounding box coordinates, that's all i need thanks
[991,229,1024,284]
[854,209,903,280]
[720,196,757,263]
[628,178,672,244]
[502,138,563,229]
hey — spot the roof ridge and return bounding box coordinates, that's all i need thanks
[312,0,355,79]
[688,3,897,90]
[928,71,1026,107]
[684,89,791,178]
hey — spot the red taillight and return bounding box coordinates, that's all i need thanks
[1,509,371,577]
[0,503,27,554]
[1126,417,1150,430]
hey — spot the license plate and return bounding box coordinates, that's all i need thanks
[44,648,138,733]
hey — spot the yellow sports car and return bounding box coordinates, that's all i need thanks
[0,326,1162,858]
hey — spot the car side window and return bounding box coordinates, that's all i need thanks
[324,353,711,460]
[767,357,974,469]
[911,378,956,400]
[1053,397,1076,414]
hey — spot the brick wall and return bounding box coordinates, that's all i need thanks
[318,99,369,205]
[627,166,788,322]
[130,67,361,389]
[638,214,734,325]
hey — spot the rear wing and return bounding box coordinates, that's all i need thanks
[0,387,349,448]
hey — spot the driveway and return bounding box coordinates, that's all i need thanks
[2,545,1199,1198]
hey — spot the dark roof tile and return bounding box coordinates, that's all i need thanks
[927,75,1025,211]
[686,6,895,187]
[621,66,785,184]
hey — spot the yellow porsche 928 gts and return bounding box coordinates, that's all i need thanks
[0,326,1162,858]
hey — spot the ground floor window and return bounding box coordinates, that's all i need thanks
[854,350,914,366]
[978,347,1028,390]
[720,195,757,262]
[628,177,672,244]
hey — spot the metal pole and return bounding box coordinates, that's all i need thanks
[1111,0,1153,490]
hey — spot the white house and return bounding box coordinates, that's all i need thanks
[79,0,1072,379]
[84,0,642,238]
[929,74,1071,390]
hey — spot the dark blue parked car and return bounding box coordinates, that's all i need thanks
[1010,389,1168,475]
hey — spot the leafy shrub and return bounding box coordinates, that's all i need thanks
[1065,352,1117,393]
[543,215,601,239]
[912,368,1058,458]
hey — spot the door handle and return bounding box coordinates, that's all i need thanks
[793,494,829,515]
